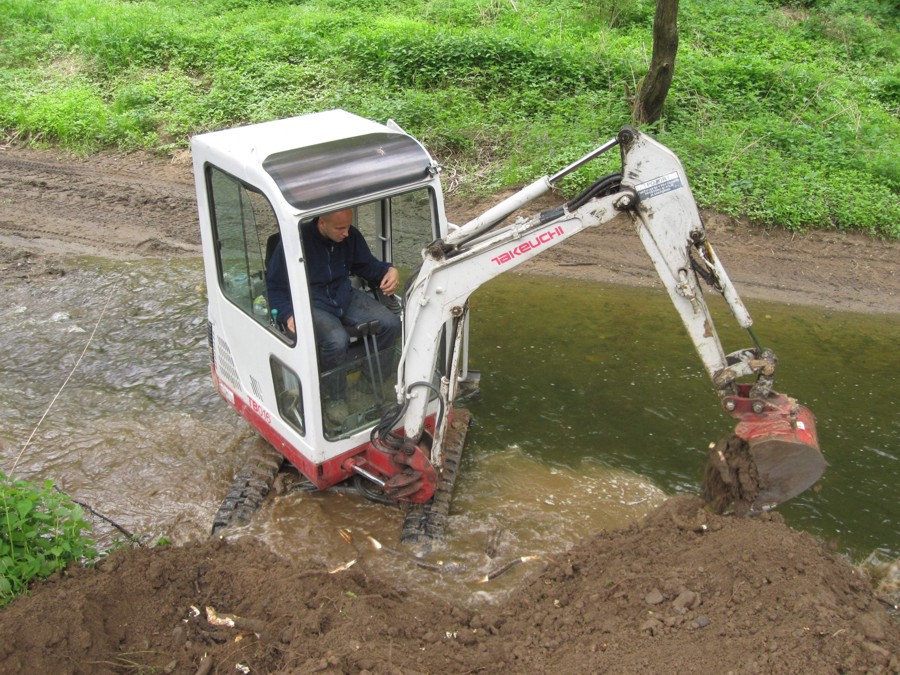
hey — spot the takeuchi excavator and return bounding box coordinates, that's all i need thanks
[191,110,826,542]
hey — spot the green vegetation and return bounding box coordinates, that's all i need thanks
[0,472,97,605]
[0,0,897,236]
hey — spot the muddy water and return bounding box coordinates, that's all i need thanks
[0,259,250,544]
[1,259,897,601]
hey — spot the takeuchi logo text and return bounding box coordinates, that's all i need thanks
[491,226,565,265]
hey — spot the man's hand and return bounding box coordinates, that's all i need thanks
[380,267,400,296]
[287,316,295,334]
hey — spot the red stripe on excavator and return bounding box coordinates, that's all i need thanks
[210,363,436,491]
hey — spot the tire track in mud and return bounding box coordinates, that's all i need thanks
[0,151,201,257]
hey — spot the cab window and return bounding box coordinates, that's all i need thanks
[354,187,436,274]
[207,166,284,336]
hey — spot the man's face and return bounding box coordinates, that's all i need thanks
[318,209,353,243]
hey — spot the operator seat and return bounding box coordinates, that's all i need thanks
[264,231,281,272]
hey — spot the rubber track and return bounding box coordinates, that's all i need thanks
[400,408,472,545]
[211,439,284,535]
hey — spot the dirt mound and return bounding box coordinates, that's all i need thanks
[491,498,897,673]
[1,497,895,674]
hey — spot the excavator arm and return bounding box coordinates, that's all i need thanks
[391,126,824,524]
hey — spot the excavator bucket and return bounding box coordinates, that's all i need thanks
[737,399,825,509]
[704,388,826,515]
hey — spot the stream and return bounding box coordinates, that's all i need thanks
[1,258,897,602]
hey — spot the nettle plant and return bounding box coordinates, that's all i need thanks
[0,472,97,605]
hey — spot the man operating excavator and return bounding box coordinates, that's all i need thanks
[266,208,401,422]
[195,112,826,541]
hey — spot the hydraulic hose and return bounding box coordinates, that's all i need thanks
[565,172,623,212]
[370,380,446,453]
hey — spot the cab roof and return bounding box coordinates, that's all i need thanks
[192,109,436,212]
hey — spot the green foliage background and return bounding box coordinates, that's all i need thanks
[0,0,897,235]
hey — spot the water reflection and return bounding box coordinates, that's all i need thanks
[0,259,896,580]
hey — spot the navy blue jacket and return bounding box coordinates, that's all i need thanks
[266,220,391,323]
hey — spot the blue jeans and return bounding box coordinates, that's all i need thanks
[313,289,401,399]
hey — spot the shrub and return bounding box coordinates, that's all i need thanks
[0,472,97,605]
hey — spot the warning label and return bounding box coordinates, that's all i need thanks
[635,172,682,201]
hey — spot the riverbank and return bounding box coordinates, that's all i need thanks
[1,146,898,314]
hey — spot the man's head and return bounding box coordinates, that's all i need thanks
[317,209,353,243]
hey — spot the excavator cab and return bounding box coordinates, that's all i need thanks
[192,110,469,495]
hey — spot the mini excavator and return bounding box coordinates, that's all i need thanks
[191,110,826,542]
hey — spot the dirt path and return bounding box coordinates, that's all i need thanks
[0,146,897,674]
[2,146,898,314]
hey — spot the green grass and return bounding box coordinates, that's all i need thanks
[0,0,897,236]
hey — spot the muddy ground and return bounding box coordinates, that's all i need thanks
[0,146,898,674]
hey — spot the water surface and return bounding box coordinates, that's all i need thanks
[1,259,896,600]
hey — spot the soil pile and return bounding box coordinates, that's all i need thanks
[0,497,896,674]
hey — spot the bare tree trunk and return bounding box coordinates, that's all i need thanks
[633,0,680,125]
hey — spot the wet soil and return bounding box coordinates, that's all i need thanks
[1,146,898,673]
[2,146,898,313]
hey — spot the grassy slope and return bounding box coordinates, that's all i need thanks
[0,0,897,236]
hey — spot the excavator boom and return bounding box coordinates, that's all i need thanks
[392,126,825,529]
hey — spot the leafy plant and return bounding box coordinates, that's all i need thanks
[0,472,97,605]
